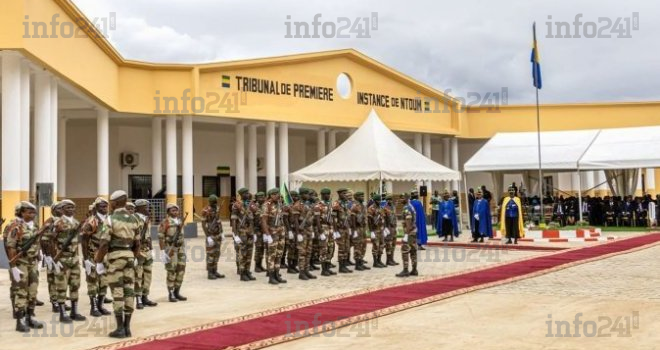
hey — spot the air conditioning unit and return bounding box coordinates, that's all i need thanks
[121,152,140,169]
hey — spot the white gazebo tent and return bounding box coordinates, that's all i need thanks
[289,109,460,190]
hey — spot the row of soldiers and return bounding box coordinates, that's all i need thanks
[227,187,420,285]
[3,191,191,338]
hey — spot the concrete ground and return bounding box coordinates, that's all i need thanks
[0,227,655,350]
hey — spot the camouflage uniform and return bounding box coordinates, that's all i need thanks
[332,197,352,272]
[51,215,83,313]
[384,198,399,265]
[40,214,60,311]
[201,203,224,278]
[282,201,298,272]
[231,199,254,277]
[3,218,19,318]
[350,197,370,271]
[368,201,387,268]
[262,195,286,284]
[397,200,418,277]
[159,216,186,292]
[134,210,155,304]
[313,198,336,276]
[252,195,266,273]
[81,212,111,315]
[294,199,315,277]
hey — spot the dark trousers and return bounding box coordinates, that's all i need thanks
[472,219,481,240]
[505,216,520,239]
[442,219,453,237]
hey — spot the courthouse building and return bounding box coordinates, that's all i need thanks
[1,0,658,222]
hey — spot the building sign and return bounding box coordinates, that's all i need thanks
[356,92,423,111]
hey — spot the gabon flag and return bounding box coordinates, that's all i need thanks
[531,22,543,89]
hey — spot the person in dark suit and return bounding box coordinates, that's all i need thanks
[552,196,566,227]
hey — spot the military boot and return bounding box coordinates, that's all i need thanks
[376,255,386,268]
[355,259,366,271]
[136,295,144,310]
[409,262,419,276]
[309,261,319,271]
[109,314,126,338]
[142,295,158,307]
[275,272,287,284]
[26,308,44,329]
[173,287,187,301]
[90,296,102,316]
[254,261,265,273]
[70,301,87,321]
[98,295,112,315]
[168,288,178,302]
[245,270,257,281]
[287,259,298,274]
[338,260,352,273]
[35,299,45,306]
[327,262,337,275]
[240,270,251,281]
[124,313,133,337]
[214,269,226,279]
[298,271,309,280]
[304,269,317,279]
[59,303,73,323]
[321,263,331,276]
[389,254,400,266]
[15,310,30,333]
[51,300,59,313]
[268,271,279,285]
[396,268,410,277]
[208,270,218,280]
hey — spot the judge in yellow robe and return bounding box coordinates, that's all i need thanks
[500,186,525,244]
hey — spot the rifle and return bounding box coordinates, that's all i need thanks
[275,199,282,227]
[167,212,188,255]
[54,220,84,261]
[298,205,313,230]
[8,221,53,264]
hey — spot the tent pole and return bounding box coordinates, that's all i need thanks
[577,168,583,223]
[379,172,383,197]
[462,171,469,231]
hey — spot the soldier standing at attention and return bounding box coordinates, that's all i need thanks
[350,192,370,271]
[294,188,317,280]
[94,190,141,338]
[252,192,267,273]
[368,194,387,268]
[396,194,419,277]
[384,194,399,266]
[202,195,225,280]
[80,197,112,317]
[284,191,299,274]
[134,199,157,309]
[314,188,336,276]
[49,199,86,323]
[41,201,65,313]
[6,201,45,332]
[309,190,321,271]
[332,188,352,273]
[262,188,287,285]
[158,203,188,302]
[231,188,256,281]
[4,203,21,320]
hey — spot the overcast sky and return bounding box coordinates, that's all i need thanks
[71,0,659,105]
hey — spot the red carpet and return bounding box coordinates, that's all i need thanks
[101,233,660,350]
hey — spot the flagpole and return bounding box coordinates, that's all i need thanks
[536,86,543,201]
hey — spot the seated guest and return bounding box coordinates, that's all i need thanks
[603,196,618,227]
[619,196,634,227]
[635,197,648,227]
[552,196,566,227]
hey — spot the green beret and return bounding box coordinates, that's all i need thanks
[385,194,393,200]
[401,192,410,199]
[355,191,364,196]
[372,194,381,201]
[267,188,279,196]
[298,187,310,195]
[126,202,136,208]
[256,191,265,197]
[320,188,331,195]
[208,194,218,202]
[337,188,348,193]
[290,190,298,196]
[238,188,249,195]
[135,199,149,207]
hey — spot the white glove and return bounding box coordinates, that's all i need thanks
[320,233,327,241]
[443,214,449,219]
[44,256,54,271]
[402,234,409,243]
[311,231,315,239]
[370,231,376,239]
[134,258,138,267]
[206,236,215,247]
[38,250,44,265]
[352,230,358,238]
[84,260,94,276]
[333,231,341,239]
[54,261,63,274]
[264,234,273,244]
[96,262,106,275]
[384,228,390,237]
[297,234,303,242]
[10,267,23,282]
[233,235,242,244]
[161,250,171,264]
[253,234,256,241]
[288,230,294,240]
[474,214,479,220]
[151,250,157,259]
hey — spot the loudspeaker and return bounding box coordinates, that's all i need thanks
[419,185,428,197]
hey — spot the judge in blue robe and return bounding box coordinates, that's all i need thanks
[436,190,459,241]
[471,189,493,243]
[410,191,428,249]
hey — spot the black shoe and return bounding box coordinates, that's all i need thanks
[51,301,59,313]
[90,296,102,317]
[356,259,366,271]
[409,264,419,276]
[246,271,257,281]
[304,270,317,279]
[287,260,298,274]
[396,268,410,277]
[70,301,87,321]
[275,272,287,284]
[240,270,251,281]
[15,310,30,333]
[471,238,478,243]
[59,303,72,323]
[109,314,126,338]
[98,296,112,315]
[26,308,44,329]
[124,313,132,337]
[449,236,454,242]
[103,297,113,304]
[136,296,144,310]
[374,257,386,268]
[168,288,178,302]
[214,270,226,279]
[387,255,399,266]
[514,239,518,245]
[479,237,485,243]
[142,295,158,307]
[321,263,331,276]
[35,299,45,307]
[298,271,309,280]
[208,271,218,280]
[268,272,279,285]
[506,239,512,244]
[339,260,352,273]
[442,237,448,242]
[174,287,187,301]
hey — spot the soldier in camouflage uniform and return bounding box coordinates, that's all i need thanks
[40,201,66,313]
[95,190,141,338]
[45,199,86,323]
[314,188,336,276]
[202,195,225,280]
[252,192,267,273]
[3,203,21,320]
[80,197,112,317]
[293,188,317,280]
[134,199,157,309]
[6,201,45,332]
[332,188,352,273]
[158,203,188,302]
[283,191,299,274]
[350,192,371,271]
[308,190,321,271]
[396,194,419,277]
[368,194,387,268]
[231,188,256,281]
[384,194,399,266]
[261,188,287,285]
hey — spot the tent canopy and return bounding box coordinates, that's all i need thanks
[289,110,460,183]
[579,125,660,170]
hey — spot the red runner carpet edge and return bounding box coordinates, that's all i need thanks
[99,233,660,350]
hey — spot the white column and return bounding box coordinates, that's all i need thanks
[451,137,459,191]
[50,78,58,195]
[182,116,193,197]
[582,171,594,193]
[151,117,163,196]
[647,168,656,192]
[414,134,423,153]
[2,52,22,207]
[58,116,67,197]
[328,130,337,152]
[266,122,276,189]
[248,124,258,192]
[278,122,289,188]
[317,129,326,159]
[20,61,30,199]
[165,116,178,202]
[235,123,245,189]
[33,72,51,190]
[572,172,580,194]
[97,108,109,197]
[442,138,451,167]
[423,134,432,194]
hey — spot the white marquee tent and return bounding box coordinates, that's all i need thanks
[289,109,460,186]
